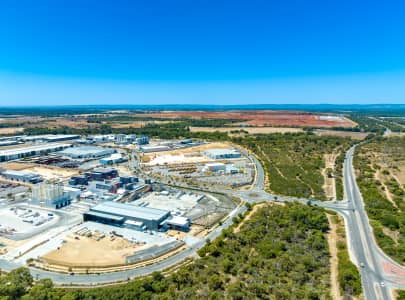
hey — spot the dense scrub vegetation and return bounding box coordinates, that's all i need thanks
[398,290,405,299]
[237,133,353,200]
[1,203,332,299]
[354,137,405,264]
[347,115,405,134]
[334,151,346,200]
[328,213,362,297]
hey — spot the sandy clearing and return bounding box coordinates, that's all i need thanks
[111,120,179,128]
[374,169,398,209]
[0,127,24,134]
[382,227,399,244]
[392,164,405,187]
[322,153,337,201]
[42,234,143,267]
[326,214,343,300]
[0,163,78,180]
[314,130,369,140]
[384,132,405,137]
[0,162,35,171]
[135,111,356,128]
[146,153,209,166]
[189,126,303,134]
[28,166,78,180]
[144,142,233,157]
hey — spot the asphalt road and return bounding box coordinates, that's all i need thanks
[238,146,405,299]
[2,145,405,299]
[0,202,246,285]
[340,146,390,300]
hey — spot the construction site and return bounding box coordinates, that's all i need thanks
[34,222,184,272]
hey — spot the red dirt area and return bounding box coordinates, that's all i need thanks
[136,111,356,128]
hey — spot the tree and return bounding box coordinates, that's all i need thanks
[22,279,53,300]
[0,268,33,299]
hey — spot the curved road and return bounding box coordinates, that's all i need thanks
[1,145,405,300]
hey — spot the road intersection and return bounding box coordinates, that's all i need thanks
[1,145,405,299]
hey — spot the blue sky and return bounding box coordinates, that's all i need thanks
[0,0,405,106]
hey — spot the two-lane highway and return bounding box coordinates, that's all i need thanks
[2,144,405,299]
[341,146,390,300]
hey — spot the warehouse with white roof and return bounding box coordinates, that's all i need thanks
[83,201,172,230]
[57,146,116,159]
[204,148,241,160]
[0,143,70,162]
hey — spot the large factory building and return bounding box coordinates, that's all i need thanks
[32,183,72,208]
[0,143,70,162]
[57,146,116,159]
[204,148,241,160]
[83,201,171,230]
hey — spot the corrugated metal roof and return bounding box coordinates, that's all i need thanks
[2,170,40,179]
[58,146,114,156]
[90,201,170,221]
[0,143,69,156]
[85,211,125,222]
[204,148,240,155]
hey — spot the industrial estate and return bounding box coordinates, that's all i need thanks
[0,107,404,300]
[0,132,246,274]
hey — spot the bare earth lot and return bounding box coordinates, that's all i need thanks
[111,120,178,129]
[1,163,78,180]
[136,110,356,128]
[42,234,143,267]
[189,126,303,134]
[144,142,233,157]
[314,129,369,140]
[0,127,24,134]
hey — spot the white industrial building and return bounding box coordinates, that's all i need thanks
[1,170,43,183]
[90,135,115,143]
[139,145,171,153]
[19,135,80,143]
[32,183,72,208]
[83,201,172,230]
[115,134,136,144]
[0,140,19,147]
[135,136,149,145]
[164,216,191,231]
[204,148,241,160]
[57,146,116,159]
[0,143,70,162]
[202,162,227,173]
[99,153,126,165]
[202,162,239,174]
[115,134,149,145]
